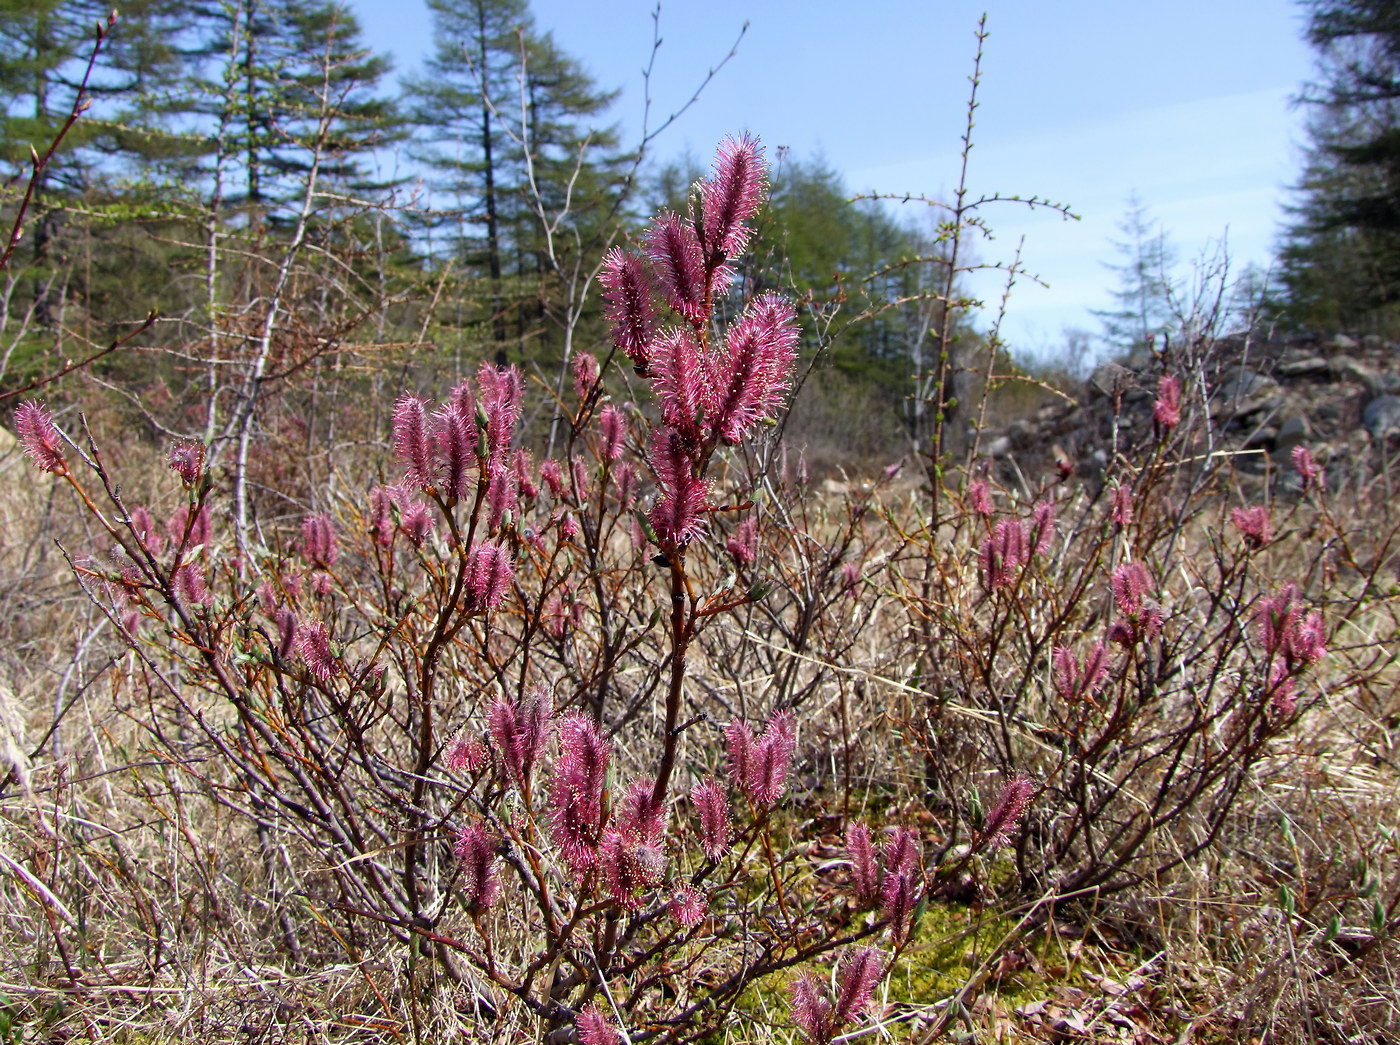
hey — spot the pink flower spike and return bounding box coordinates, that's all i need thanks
[295,619,337,681]
[1255,583,1300,658]
[400,498,436,546]
[1111,561,1153,617]
[392,393,435,490]
[1110,483,1134,528]
[549,712,612,873]
[445,736,488,773]
[967,479,993,516]
[649,327,710,438]
[576,1005,622,1045]
[980,773,1035,851]
[979,519,1029,590]
[540,457,565,499]
[712,292,799,444]
[168,439,206,486]
[174,563,211,607]
[691,777,732,861]
[1292,445,1324,490]
[833,947,885,1027]
[476,363,523,472]
[301,513,338,567]
[466,543,513,610]
[435,402,478,500]
[648,429,711,545]
[738,710,797,807]
[726,516,759,567]
[488,686,551,790]
[846,822,879,907]
[1289,610,1327,666]
[669,883,708,927]
[790,973,835,1045]
[598,404,627,461]
[699,132,767,261]
[645,210,707,324]
[1230,505,1272,548]
[1154,374,1182,430]
[15,400,65,474]
[455,822,501,912]
[572,351,600,402]
[598,247,659,372]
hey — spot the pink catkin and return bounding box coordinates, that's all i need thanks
[301,513,338,567]
[1292,445,1324,489]
[598,248,659,372]
[488,687,551,790]
[295,619,337,680]
[732,710,797,807]
[711,293,798,444]
[645,211,708,324]
[726,516,758,567]
[649,327,710,439]
[698,132,767,261]
[1230,505,1273,548]
[981,774,1036,851]
[980,519,1029,590]
[1110,484,1134,528]
[967,479,993,516]
[791,972,836,1045]
[1030,500,1056,555]
[691,777,732,860]
[168,439,206,486]
[549,712,612,873]
[846,822,880,907]
[392,393,435,490]
[466,543,513,610]
[435,402,477,499]
[648,429,711,545]
[455,822,501,911]
[598,404,627,461]
[15,401,65,474]
[572,351,600,402]
[1153,374,1182,430]
[669,883,708,927]
[540,458,565,499]
[576,1005,622,1045]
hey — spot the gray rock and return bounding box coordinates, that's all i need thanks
[1334,357,1382,392]
[1277,356,1329,378]
[1088,363,1135,399]
[1274,415,1312,453]
[983,435,1012,458]
[1362,395,1400,439]
[1328,333,1359,351]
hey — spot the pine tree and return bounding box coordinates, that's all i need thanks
[1280,0,1400,330]
[1092,195,1179,357]
[405,0,623,360]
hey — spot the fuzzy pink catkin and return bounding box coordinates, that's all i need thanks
[648,429,711,545]
[726,516,759,567]
[576,1004,622,1045]
[967,479,993,516]
[1291,445,1324,489]
[699,132,767,261]
[466,543,513,610]
[649,327,710,438]
[833,947,885,1026]
[691,777,732,860]
[1111,561,1153,617]
[669,883,707,927]
[846,821,879,907]
[598,404,627,461]
[455,822,501,912]
[1153,374,1182,429]
[1110,484,1134,528]
[981,773,1035,851]
[598,247,658,372]
[301,513,338,567]
[15,400,65,474]
[435,402,477,499]
[645,211,708,324]
[475,363,523,472]
[392,393,434,490]
[488,687,551,789]
[1030,500,1056,555]
[711,292,799,444]
[732,710,797,807]
[295,619,337,680]
[549,712,612,873]
[979,519,1029,590]
[1230,505,1272,548]
[168,439,206,486]
[572,351,600,402]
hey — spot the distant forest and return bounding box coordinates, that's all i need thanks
[0,0,1396,467]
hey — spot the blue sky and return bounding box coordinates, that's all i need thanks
[350,0,1317,357]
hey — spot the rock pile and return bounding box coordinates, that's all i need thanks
[980,331,1400,494]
